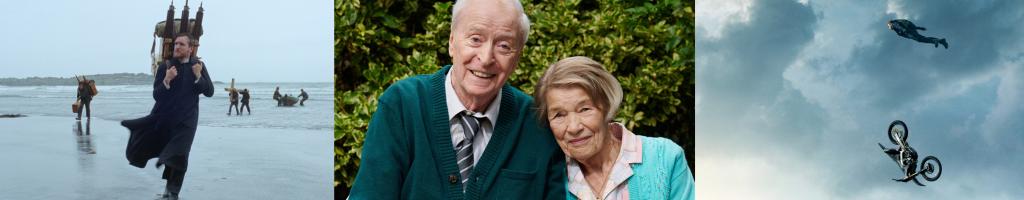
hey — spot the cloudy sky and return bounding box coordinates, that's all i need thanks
[0,0,331,82]
[697,0,1024,199]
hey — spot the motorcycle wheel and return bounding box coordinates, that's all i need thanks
[920,156,942,181]
[888,120,909,145]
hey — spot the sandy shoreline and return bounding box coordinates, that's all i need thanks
[0,116,331,199]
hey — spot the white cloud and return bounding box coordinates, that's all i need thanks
[886,0,911,19]
[699,0,1024,198]
[697,149,832,200]
[696,0,754,39]
[981,63,1024,145]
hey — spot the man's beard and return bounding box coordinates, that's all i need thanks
[173,51,190,60]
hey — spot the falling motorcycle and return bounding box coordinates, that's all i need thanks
[878,120,942,186]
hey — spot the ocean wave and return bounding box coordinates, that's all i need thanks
[0,82,332,131]
[0,94,28,98]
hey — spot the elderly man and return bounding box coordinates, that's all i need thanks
[121,33,213,200]
[349,0,566,199]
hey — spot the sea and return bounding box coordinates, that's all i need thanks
[0,82,333,130]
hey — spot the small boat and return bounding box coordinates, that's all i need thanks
[278,95,299,107]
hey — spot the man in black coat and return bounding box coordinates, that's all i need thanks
[298,89,308,106]
[273,86,282,106]
[76,78,95,120]
[121,33,213,199]
[239,88,251,114]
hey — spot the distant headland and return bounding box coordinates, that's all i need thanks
[0,73,224,86]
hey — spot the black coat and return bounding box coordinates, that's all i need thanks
[122,58,214,170]
[240,90,250,103]
[77,82,94,102]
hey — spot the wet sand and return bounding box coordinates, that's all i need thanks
[0,116,331,199]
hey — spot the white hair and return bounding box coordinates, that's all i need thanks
[451,0,531,47]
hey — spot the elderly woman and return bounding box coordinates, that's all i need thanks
[534,56,694,200]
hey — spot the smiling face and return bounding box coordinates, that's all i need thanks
[448,0,524,111]
[545,86,609,162]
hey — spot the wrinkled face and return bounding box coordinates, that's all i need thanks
[448,0,524,103]
[172,36,192,59]
[545,86,608,161]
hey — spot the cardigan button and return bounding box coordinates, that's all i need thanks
[449,174,458,184]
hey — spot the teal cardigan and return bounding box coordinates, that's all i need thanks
[349,66,568,199]
[567,136,695,200]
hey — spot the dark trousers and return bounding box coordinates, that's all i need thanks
[228,102,239,115]
[77,99,91,118]
[163,167,187,194]
[240,102,251,114]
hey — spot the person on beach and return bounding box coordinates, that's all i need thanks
[348,0,567,199]
[273,86,282,106]
[228,89,240,115]
[76,77,96,120]
[298,89,309,106]
[120,33,214,200]
[239,88,251,114]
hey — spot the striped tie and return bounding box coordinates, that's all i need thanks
[456,110,484,192]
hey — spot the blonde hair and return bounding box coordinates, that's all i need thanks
[534,56,622,122]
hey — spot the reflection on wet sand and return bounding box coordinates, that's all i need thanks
[0,116,330,199]
[73,119,97,198]
[74,120,96,155]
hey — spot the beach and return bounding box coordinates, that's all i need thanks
[0,82,333,130]
[0,116,331,199]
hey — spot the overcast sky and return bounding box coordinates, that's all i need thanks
[697,0,1024,199]
[0,0,331,82]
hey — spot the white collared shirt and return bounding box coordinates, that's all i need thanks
[567,123,642,200]
[445,69,501,166]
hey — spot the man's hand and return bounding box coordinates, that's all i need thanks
[164,66,179,88]
[193,62,204,79]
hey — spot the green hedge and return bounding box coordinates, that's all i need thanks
[335,0,694,194]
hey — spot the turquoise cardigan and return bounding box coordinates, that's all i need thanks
[568,136,695,200]
[349,66,568,199]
